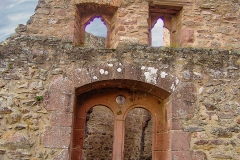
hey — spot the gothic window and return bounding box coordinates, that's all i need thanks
[74,3,117,48]
[149,5,182,47]
[84,17,108,48]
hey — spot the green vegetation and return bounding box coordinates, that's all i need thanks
[7,64,13,69]
[36,96,43,101]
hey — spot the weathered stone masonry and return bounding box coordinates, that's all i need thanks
[14,0,240,49]
[0,0,240,159]
[0,35,239,159]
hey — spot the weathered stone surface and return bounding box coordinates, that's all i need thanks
[177,28,195,45]
[0,0,239,157]
[171,131,190,151]
[0,132,31,150]
[184,126,205,133]
[53,149,69,160]
[191,151,207,160]
[43,126,71,148]
[211,128,233,138]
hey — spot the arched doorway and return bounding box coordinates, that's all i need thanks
[71,85,170,160]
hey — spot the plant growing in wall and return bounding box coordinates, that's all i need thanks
[7,64,13,69]
[36,96,43,101]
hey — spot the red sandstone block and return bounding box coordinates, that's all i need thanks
[44,126,71,148]
[156,121,168,133]
[171,118,183,130]
[152,151,171,159]
[156,75,176,93]
[73,118,85,129]
[71,149,82,160]
[171,131,190,151]
[50,112,73,127]
[72,129,84,149]
[45,77,74,111]
[149,86,170,100]
[123,65,139,81]
[177,28,194,44]
[154,133,170,151]
[166,100,172,121]
[172,99,195,119]
[172,151,192,160]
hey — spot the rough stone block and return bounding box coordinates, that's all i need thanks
[44,126,71,148]
[171,131,190,151]
[53,149,70,160]
[177,28,194,45]
[152,151,171,159]
[72,129,84,149]
[172,151,191,160]
[45,77,74,112]
[154,133,170,151]
[50,112,73,127]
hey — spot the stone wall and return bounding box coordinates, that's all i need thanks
[0,34,239,159]
[124,108,152,160]
[14,0,239,49]
[83,106,114,159]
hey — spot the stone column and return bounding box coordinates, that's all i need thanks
[113,120,125,160]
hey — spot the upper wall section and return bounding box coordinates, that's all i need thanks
[75,0,122,7]
[13,0,240,50]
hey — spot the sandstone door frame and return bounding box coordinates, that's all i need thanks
[71,88,169,160]
[44,70,193,160]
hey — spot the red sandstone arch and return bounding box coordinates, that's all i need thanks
[44,64,194,160]
[72,86,170,160]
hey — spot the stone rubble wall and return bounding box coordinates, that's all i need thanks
[124,108,152,160]
[181,0,240,49]
[83,106,114,160]
[0,35,239,159]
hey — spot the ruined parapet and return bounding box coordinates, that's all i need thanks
[18,0,239,49]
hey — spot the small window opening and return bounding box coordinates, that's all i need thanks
[84,17,107,48]
[85,17,107,38]
[151,18,164,47]
[124,108,153,160]
[151,18,170,47]
[83,105,114,159]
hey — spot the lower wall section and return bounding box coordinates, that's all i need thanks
[0,36,239,159]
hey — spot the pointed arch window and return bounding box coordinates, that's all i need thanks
[74,3,117,48]
[149,5,182,47]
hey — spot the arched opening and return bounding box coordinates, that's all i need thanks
[84,17,107,48]
[151,18,164,47]
[74,3,117,48]
[72,80,172,160]
[83,105,114,159]
[149,5,183,47]
[124,108,153,160]
[151,18,171,47]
